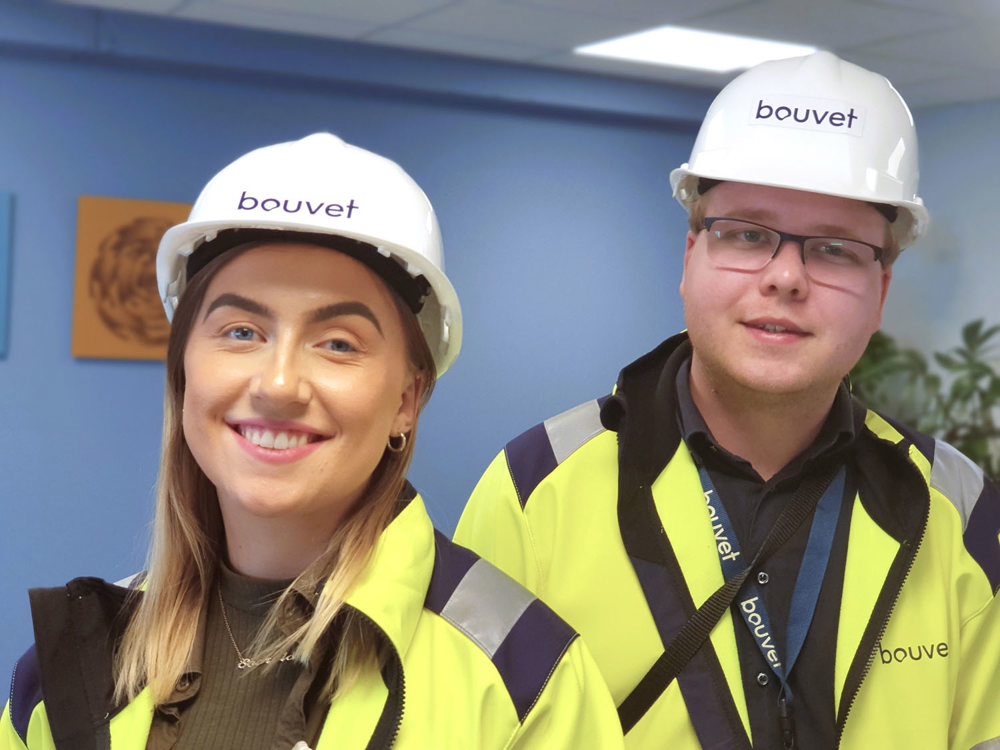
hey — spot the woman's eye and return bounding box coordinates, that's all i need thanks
[324,339,356,354]
[226,327,256,341]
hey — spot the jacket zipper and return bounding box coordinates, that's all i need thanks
[834,530,923,747]
[385,662,405,750]
[353,609,405,750]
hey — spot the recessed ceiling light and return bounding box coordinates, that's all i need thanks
[575,26,817,74]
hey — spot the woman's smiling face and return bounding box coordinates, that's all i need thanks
[181,242,419,534]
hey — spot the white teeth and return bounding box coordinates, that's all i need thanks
[241,427,310,449]
[762,324,789,333]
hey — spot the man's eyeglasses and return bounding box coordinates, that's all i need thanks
[703,217,885,289]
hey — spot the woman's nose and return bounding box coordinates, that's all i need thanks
[249,344,311,406]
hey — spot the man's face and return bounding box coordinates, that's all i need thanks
[679,181,892,406]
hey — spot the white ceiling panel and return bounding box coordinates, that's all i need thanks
[499,0,746,25]
[856,23,1000,71]
[864,0,1000,23]
[398,3,641,49]
[368,25,548,61]
[49,0,1000,108]
[185,0,456,25]
[175,2,379,40]
[55,0,187,12]
[676,0,961,49]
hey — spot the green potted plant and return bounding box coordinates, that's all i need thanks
[851,319,1000,482]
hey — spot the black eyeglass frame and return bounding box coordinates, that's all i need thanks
[703,216,886,267]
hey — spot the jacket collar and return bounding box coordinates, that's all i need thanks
[601,331,691,482]
[341,491,435,660]
[602,331,928,542]
[27,487,436,749]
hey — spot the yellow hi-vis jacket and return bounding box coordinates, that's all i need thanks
[455,333,1000,749]
[2,491,623,750]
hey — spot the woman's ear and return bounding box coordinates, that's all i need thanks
[392,371,424,436]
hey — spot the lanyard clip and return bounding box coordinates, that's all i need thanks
[778,696,796,749]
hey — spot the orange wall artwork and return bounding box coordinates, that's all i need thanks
[72,195,191,360]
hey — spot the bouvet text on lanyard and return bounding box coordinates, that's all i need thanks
[699,464,846,749]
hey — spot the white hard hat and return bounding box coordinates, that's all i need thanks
[157,133,461,376]
[671,51,929,248]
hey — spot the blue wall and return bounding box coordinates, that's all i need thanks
[0,0,709,675]
[880,98,1000,353]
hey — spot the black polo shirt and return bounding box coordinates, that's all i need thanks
[675,358,861,749]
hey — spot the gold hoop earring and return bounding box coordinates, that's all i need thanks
[387,433,407,453]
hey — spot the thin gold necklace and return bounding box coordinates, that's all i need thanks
[217,587,294,670]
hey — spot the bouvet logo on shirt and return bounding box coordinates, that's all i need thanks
[750,95,865,136]
[878,639,950,665]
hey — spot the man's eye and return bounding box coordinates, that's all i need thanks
[811,241,867,265]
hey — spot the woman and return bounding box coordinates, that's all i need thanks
[1,134,622,749]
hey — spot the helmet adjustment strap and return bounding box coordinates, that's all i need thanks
[186,228,430,313]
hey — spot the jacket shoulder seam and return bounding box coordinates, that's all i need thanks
[425,532,578,721]
[865,409,1000,594]
[504,396,609,508]
[9,644,43,745]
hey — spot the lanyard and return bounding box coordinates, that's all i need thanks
[698,465,845,711]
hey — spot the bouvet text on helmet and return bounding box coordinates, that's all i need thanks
[156,132,462,376]
[671,50,929,249]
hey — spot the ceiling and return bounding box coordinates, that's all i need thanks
[53,0,1000,109]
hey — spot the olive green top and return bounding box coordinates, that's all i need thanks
[147,565,304,750]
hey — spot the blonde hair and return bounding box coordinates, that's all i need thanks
[114,243,436,704]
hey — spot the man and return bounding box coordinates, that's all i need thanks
[454,51,1000,749]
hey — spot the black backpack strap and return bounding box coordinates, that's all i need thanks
[617,464,837,734]
[28,578,136,750]
[619,476,749,748]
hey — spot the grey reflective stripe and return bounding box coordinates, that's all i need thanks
[931,438,985,532]
[439,559,536,658]
[544,399,604,465]
[971,738,1000,749]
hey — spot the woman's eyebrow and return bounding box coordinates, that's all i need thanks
[203,293,273,321]
[308,301,383,336]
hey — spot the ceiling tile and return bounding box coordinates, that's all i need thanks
[851,23,1000,70]
[43,0,1000,108]
[54,0,186,11]
[398,3,642,49]
[858,0,1000,22]
[368,25,548,61]
[498,0,744,25]
[676,0,962,49]
[175,4,375,38]
[183,0,454,25]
